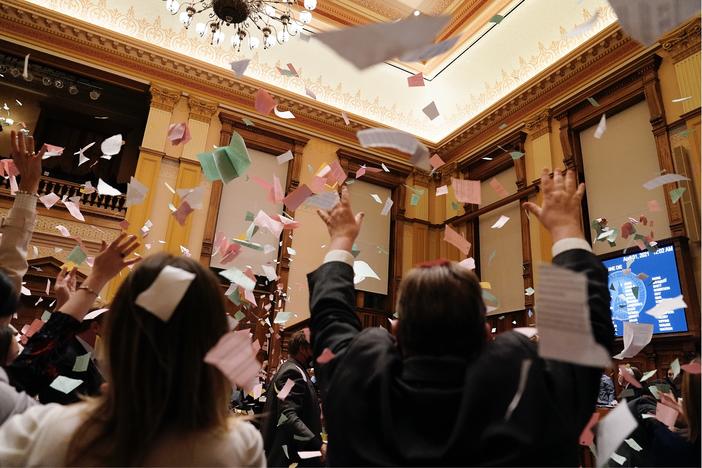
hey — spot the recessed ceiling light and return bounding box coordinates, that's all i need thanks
[413,10,421,16]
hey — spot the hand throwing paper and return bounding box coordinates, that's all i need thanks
[204,330,261,391]
[535,264,611,368]
[135,266,196,321]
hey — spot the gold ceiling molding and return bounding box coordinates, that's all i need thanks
[661,17,701,62]
[0,0,425,168]
[187,95,219,123]
[150,85,181,112]
[524,109,552,138]
[439,24,641,163]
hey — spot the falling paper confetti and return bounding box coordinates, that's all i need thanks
[594,114,607,139]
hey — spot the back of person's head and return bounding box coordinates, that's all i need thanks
[67,253,231,466]
[682,356,700,443]
[288,330,310,358]
[396,260,487,358]
[0,271,17,322]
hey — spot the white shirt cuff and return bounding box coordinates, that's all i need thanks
[552,237,593,257]
[323,250,354,266]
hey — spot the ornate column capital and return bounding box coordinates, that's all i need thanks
[149,85,181,112]
[661,18,701,62]
[187,96,219,123]
[524,109,551,138]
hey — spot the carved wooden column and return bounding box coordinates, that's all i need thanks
[641,57,686,237]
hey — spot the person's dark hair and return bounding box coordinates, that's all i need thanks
[396,261,487,358]
[0,272,18,319]
[75,310,106,333]
[66,253,232,466]
[681,357,700,443]
[288,331,310,357]
[0,326,13,366]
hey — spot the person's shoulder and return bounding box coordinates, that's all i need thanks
[222,418,264,465]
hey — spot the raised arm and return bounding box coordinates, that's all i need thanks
[524,168,614,430]
[308,186,365,387]
[0,131,44,295]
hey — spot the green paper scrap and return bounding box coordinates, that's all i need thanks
[640,369,657,382]
[648,385,660,400]
[587,97,600,107]
[631,286,639,299]
[655,383,672,394]
[351,244,361,258]
[671,358,681,379]
[245,211,255,222]
[451,201,460,211]
[49,375,83,394]
[410,193,421,206]
[40,310,51,322]
[345,179,356,185]
[277,413,288,427]
[670,187,686,204]
[227,289,241,306]
[197,132,251,184]
[510,151,525,160]
[489,14,504,24]
[233,310,246,322]
[66,246,87,266]
[242,117,255,127]
[482,290,498,304]
[245,222,258,240]
[72,352,91,372]
[624,438,643,452]
[274,312,293,324]
[488,250,496,265]
[307,164,314,174]
[231,238,263,251]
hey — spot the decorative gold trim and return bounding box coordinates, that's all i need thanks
[150,85,181,112]
[524,109,551,138]
[661,18,701,63]
[187,96,219,123]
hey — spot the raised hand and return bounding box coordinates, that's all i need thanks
[54,267,78,311]
[87,233,141,288]
[316,186,365,252]
[10,130,45,194]
[523,168,585,243]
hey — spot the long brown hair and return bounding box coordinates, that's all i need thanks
[681,356,700,443]
[396,260,487,358]
[66,253,232,466]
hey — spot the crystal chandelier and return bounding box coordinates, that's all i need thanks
[163,0,317,50]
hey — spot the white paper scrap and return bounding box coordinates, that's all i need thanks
[135,266,196,321]
[596,402,638,468]
[644,295,686,319]
[491,215,510,229]
[613,322,653,359]
[535,264,611,368]
[97,178,122,197]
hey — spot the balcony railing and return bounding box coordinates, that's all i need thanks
[0,175,127,218]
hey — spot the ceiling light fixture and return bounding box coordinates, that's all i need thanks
[89,89,101,101]
[163,0,317,50]
[413,10,421,16]
[68,84,79,95]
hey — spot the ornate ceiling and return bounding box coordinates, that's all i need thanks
[20,0,617,143]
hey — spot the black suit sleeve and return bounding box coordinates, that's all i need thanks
[277,368,322,450]
[546,248,614,437]
[307,261,361,394]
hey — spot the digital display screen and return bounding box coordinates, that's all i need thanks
[603,245,688,336]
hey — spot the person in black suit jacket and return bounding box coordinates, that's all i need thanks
[308,168,614,466]
[263,331,325,467]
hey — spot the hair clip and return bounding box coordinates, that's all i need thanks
[416,259,451,269]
